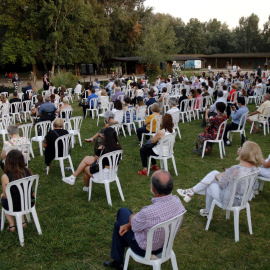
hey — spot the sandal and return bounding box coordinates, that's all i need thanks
[150,165,160,171]
[22,222,27,228]
[85,138,94,143]
[177,189,194,202]
[6,225,16,232]
[200,209,209,217]
[137,169,148,176]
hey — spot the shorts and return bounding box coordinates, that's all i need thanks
[248,114,264,122]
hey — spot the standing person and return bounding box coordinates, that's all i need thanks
[257,66,262,77]
[1,150,34,232]
[264,62,268,71]
[43,74,50,90]
[208,64,211,74]
[103,170,185,269]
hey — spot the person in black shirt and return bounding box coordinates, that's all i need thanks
[178,89,188,111]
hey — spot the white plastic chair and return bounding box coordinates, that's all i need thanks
[147,132,178,176]
[88,150,124,206]
[194,97,203,119]
[18,123,34,158]
[6,143,30,167]
[1,92,9,98]
[21,100,32,122]
[30,121,51,156]
[66,88,73,103]
[46,134,74,178]
[140,115,162,147]
[179,99,189,123]
[60,108,73,122]
[249,107,270,135]
[228,112,248,142]
[85,98,99,119]
[123,108,136,136]
[187,98,196,121]
[0,116,12,143]
[247,89,260,105]
[134,105,146,128]
[1,103,10,118]
[162,95,170,113]
[0,175,42,247]
[170,111,181,139]
[68,116,83,147]
[10,102,22,123]
[124,211,186,270]
[110,124,122,136]
[205,171,259,242]
[202,120,228,159]
[96,97,110,126]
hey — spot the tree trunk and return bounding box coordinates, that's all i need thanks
[75,63,80,76]
[51,60,55,76]
[32,63,40,80]
[96,63,100,75]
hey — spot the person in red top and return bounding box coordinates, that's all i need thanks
[227,84,237,118]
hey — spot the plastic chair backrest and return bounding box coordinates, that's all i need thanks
[89,98,99,109]
[70,116,83,132]
[179,99,189,112]
[123,108,135,124]
[262,106,270,120]
[60,108,73,121]
[237,112,248,131]
[188,98,196,110]
[135,105,146,121]
[5,143,30,166]
[170,111,180,128]
[2,103,10,115]
[1,92,8,98]
[195,97,203,110]
[96,150,123,181]
[149,115,162,133]
[10,102,21,113]
[157,132,176,157]
[5,175,39,213]
[31,95,37,104]
[110,124,122,135]
[100,96,109,109]
[227,172,259,209]
[54,134,72,159]
[18,123,32,139]
[144,211,186,261]
[22,100,32,112]
[34,121,51,139]
[215,120,227,141]
[117,95,125,103]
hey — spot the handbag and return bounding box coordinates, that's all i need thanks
[90,147,104,174]
[143,139,156,149]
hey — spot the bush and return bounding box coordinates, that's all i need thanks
[51,71,80,89]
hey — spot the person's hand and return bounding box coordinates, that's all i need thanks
[119,223,131,237]
[237,147,242,156]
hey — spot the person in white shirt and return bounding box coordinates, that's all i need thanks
[167,97,179,115]
[183,75,189,82]
[218,76,225,84]
[208,65,211,74]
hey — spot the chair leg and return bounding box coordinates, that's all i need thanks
[123,249,131,270]
[147,156,152,176]
[59,159,65,178]
[219,142,223,159]
[30,144,35,158]
[15,214,24,247]
[26,213,31,223]
[263,123,266,135]
[164,159,168,172]
[177,127,181,140]
[140,134,145,147]
[31,208,42,235]
[205,201,216,230]
[170,250,178,270]
[202,141,207,158]
[246,203,253,235]
[233,209,240,242]
[97,115,99,126]
[128,125,131,136]
[172,156,178,176]
[250,122,254,134]
[38,141,43,156]
[115,177,125,201]
[104,182,112,206]
[132,122,137,134]
[88,179,93,201]
[1,209,5,231]
[226,210,230,219]
[259,180,265,191]
[46,166,49,175]
[222,141,226,156]
[78,133,82,147]
[121,126,126,137]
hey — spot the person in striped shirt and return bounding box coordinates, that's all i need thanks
[104,170,185,270]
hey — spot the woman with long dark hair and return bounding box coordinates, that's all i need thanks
[63,127,122,191]
[1,150,34,232]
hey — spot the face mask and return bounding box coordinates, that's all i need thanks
[239,92,242,96]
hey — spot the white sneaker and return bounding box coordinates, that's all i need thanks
[62,175,76,185]
[83,186,89,192]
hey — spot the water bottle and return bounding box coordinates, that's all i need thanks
[65,167,71,171]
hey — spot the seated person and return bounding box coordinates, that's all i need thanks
[58,97,72,117]
[123,97,134,123]
[103,170,185,269]
[138,114,174,176]
[31,94,44,117]
[178,89,188,111]
[194,102,227,155]
[178,141,261,216]
[0,84,9,95]
[1,150,34,232]
[166,97,179,115]
[9,91,21,113]
[1,125,30,169]
[37,95,56,122]
[112,100,124,123]
[247,93,270,133]
[42,118,69,168]
[62,127,122,191]
[82,87,98,116]
[112,87,125,102]
[23,82,32,94]
[136,103,161,145]
[145,89,157,107]
[224,97,249,146]
[85,111,118,154]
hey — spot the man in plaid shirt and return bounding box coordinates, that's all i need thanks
[104,170,185,270]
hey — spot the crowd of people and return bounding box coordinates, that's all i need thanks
[1,68,270,269]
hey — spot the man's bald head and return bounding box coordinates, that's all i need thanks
[151,170,173,196]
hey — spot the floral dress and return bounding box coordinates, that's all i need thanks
[194,113,227,154]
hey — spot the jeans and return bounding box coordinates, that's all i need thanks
[223,122,239,142]
[137,126,149,141]
[140,147,157,167]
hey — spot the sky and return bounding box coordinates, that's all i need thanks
[144,0,270,30]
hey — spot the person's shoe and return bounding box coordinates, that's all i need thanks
[62,175,76,185]
[83,186,89,192]
[253,189,259,195]
[225,141,231,146]
[200,209,209,217]
[177,189,194,202]
[137,169,148,176]
[104,260,123,270]
[85,138,93,143]
[150,165,160,171]
[200,124,206,127]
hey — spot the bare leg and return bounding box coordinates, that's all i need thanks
[73,156,95,177]
[83,166,93,187]
[5,214,15,231]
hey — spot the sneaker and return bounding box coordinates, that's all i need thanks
[83,186,89,192]
[225,141,231,146]
[62,175,76,185]
[200,209,209,217]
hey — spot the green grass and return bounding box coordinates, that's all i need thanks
[0,101,269,270]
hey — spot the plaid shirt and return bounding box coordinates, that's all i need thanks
[131,194,185,251]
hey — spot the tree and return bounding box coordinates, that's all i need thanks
[137,15,176,69]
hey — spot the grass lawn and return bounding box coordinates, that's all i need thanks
[0,101,269,270]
